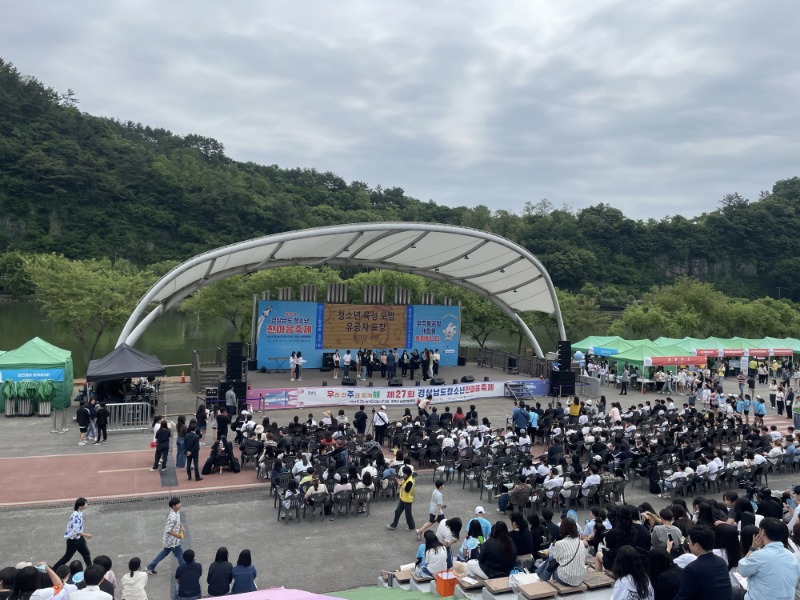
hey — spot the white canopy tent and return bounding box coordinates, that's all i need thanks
[117,223,565,357]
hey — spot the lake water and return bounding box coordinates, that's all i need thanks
[0,301,528,377]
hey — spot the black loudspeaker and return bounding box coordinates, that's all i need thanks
[430,377,445,386]
[461,375,475,383]
[458,356,467,366]
[550,370,575,396]
[226,364,246,382]
[484,376,490,382]
[341,377,358,386]
[227,341,245,352]
[389,377,403,387]
[320,352,334,372]
[453,379,459,385]
[557,340,572,370]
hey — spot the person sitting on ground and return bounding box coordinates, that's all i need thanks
[418,530,448,577]
[175,549,202,600]
[611,545,654,600]
[457,519,485,562]
[206,547,233,598]
[508,512,534,560]
[536,517,587,586]
[454,521,517,579]
[230,550,257,595]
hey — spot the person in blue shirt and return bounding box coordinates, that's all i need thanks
[231,549,257,594]
[465,506,491,540]
[737,517,800,600]
[512,403,529,433]
[528,408,539,432]
[753,395,766,427]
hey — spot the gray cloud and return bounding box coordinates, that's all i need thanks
[2,0,798,219]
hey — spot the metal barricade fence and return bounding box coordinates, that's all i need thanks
[577,374,601,398]
[107,402,152,433]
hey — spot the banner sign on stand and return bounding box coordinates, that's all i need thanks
[0,368,65,382]
[257,301,461,370]
[644,356,707,367]
[246,379,515,410]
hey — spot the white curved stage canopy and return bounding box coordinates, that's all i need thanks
[117,223,566,357]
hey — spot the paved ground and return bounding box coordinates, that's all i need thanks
[1,365,798,597]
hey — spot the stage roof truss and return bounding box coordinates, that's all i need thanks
[117,223,565,357]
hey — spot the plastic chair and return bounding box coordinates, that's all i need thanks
[332,489,353,520]
[353,487,372,516]
[277,494,301,523]
[303,492,329,519]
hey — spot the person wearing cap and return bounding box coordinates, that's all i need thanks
[373,406,389,446]
[146,498,186,575]
[466,506,492,540]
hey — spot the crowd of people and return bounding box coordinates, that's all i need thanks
[0,497,259,600]
[13,356,800,600]
[329,348,441,381]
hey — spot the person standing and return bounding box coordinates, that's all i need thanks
[146,497,186,575]
[76,400,91,446]
[184,423,203,482]
[386,466,416,531]
[225,385,237,418]
[673,526,731,600]
[387,350,396,380]
[215,407,230,441]
[93,401,110,445]
[294,351,305,381]
[342,350,352,379]
[353,405,367,435]
[175,549,202,600]
[332,350,340,380]
[151,419,171,471]
[619,368,629,395]
[373,405,389,446]
[53,497,92,569]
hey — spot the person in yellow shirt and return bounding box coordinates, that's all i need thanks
[387,466,416,531]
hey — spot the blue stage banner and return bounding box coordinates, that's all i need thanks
[256,301,324,370]
[405,306,414,349]
[409,305,461,366]
[0,368,65,382]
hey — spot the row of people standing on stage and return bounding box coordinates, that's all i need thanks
[331,348,441,381]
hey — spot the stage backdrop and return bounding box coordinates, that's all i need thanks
[256,301,461,371]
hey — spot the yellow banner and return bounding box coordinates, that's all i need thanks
[323,304,406,350]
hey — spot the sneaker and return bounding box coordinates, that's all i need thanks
[386,524,396,530]
[78,441,86,446]
[146,568,156,575]
[150,468,158,471]
[93,442,100,446]
[161,467,167,471]
[290,378,295,382]
[100,440,107,444]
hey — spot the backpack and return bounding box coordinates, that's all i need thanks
[230,457,241,473]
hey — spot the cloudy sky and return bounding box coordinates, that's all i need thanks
[3,1,799,218]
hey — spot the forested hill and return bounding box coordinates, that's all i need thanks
[1,58,799,301]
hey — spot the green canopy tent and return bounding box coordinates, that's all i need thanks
[0,337,74,413]
[608,343,699,373]
[573,336,627,353]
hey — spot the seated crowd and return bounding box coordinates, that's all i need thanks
[0,547,257,599]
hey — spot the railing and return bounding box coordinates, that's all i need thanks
[107,402,152,433]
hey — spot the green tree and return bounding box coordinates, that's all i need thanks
[24,254,154,367]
